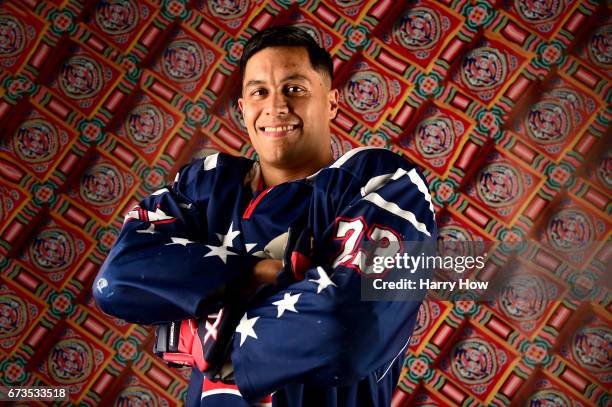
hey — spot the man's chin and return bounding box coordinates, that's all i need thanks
[260,154,298,168]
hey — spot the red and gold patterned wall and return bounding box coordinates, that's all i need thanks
[0,0,610,405]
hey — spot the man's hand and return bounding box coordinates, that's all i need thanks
[250,226,315,288]
[252,259,283,285]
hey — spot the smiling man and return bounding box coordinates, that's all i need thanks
[94,26,436,406]
[239,43,337,185]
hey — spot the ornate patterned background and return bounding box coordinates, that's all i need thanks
[0,0,610,405]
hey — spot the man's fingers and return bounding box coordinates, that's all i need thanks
[253,259,283,284]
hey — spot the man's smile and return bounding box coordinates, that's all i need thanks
[257,123,302,137]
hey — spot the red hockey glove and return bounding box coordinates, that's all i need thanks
[154,319,208,371]
[153,303,244,374]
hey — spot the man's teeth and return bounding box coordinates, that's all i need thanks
[263,125,296,132]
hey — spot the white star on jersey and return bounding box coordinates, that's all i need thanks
[272,293,301,318]
[204,245,236,264]
[216,222,241,248]
[236,313,259,346]
[309,267,337,293]
[166,237,195,246]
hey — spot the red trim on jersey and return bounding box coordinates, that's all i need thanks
[242,187,273,219]
[202,378,241,391]
[290,252,311,281]
[201,378,273,402]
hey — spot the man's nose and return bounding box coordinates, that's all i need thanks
[264,91,289,116]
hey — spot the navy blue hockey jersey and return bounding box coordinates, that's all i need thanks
[93,147,437,406]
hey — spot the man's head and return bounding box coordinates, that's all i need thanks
[239,26,334,87]
[238,26,339,184]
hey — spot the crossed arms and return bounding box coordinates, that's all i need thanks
[93,149,436,401]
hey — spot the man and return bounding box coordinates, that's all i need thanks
[94,26,436,406]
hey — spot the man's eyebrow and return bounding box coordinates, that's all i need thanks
[244,74,311,88]
[281,74,311,83]
[244,79,266,88]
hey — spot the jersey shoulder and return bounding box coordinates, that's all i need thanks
[308,147,425,210]
[327,147,418,181]
[173,152,254,202]
[181,152,253,173]
[176,152,253,181]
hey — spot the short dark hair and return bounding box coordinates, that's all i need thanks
[239,25,334,86]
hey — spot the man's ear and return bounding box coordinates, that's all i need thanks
[238,97,244,113]
[328,88,339,120]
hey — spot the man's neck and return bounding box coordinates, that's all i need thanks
[260,153,333,187]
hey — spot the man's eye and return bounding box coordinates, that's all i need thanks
[251,89,267,96]
[287,86,304,93]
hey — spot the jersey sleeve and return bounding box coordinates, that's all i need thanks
[93,154,260,324]
[230,148,437,402]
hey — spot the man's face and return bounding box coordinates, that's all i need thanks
[238,46,338,173]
